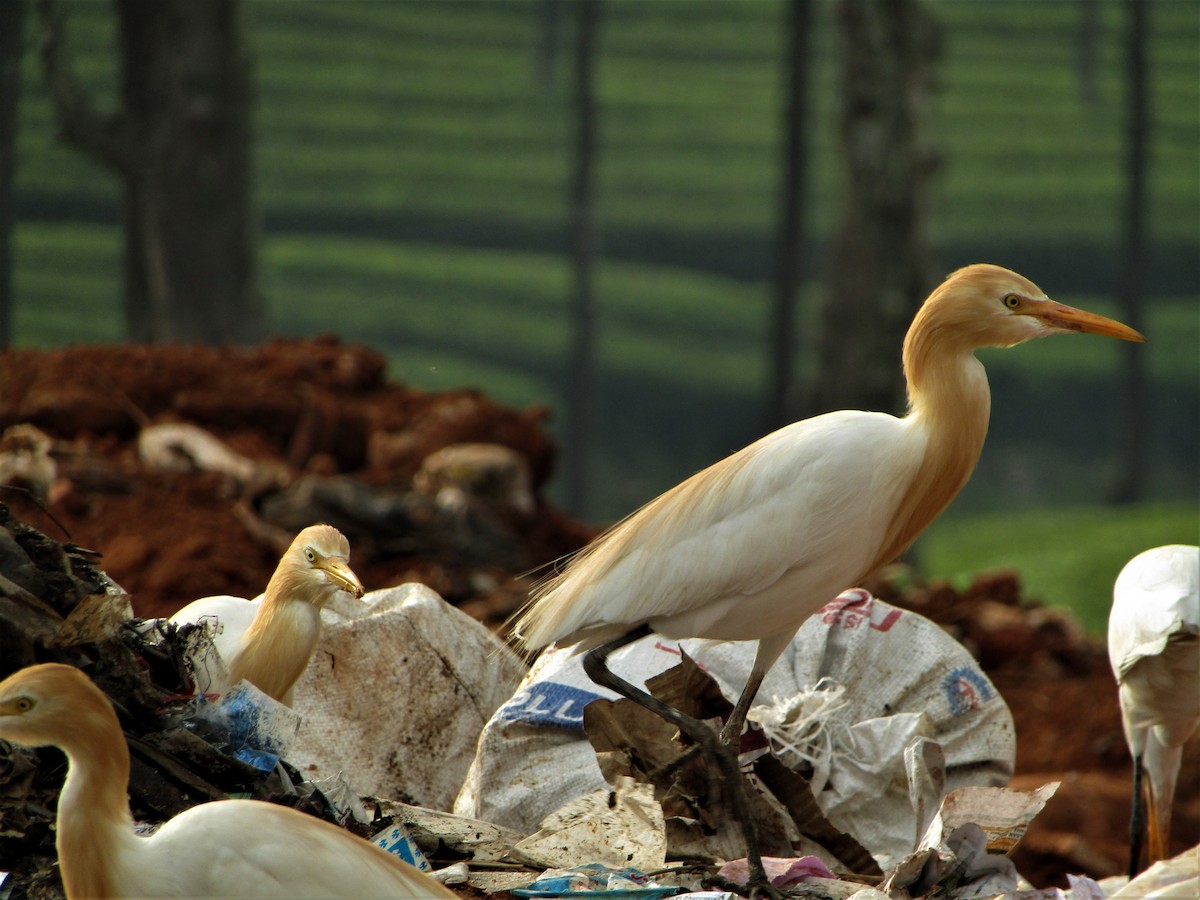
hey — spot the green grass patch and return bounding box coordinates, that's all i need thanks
[920,502,1199,637]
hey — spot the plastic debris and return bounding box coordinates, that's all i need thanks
[458,590,1015,870]
[373,799,525,865]
[917,782,1060,854]
[715,855,836,890]
[371,820,432,871]
[186,680,301,772]
[1108,845,1200,899]
[510,863,680,898]
[510,776,667,872]
[289,582,525,810]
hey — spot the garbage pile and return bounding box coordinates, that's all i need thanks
[2,504,1196,899]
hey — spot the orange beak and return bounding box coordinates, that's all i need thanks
[1024,300,1146,342]
[321,557,365,599]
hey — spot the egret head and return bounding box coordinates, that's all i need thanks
[914,263,1146,351]
[0,664,110,751]
[278,524,365,606]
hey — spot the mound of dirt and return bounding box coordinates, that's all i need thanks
[0,336,594,625]
[0,337,1195,892]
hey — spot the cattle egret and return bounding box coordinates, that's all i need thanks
[170,524,364,705]
[1108,544,1200,877]
[512,263,1144,893]
[0,663,456,899]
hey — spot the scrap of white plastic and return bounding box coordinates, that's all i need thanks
[457,589,1015,868]
[508,776,666,872]
[289,583,525,811]
[166,595,261,697]
[906,737,947,851]
[373,799,524,864]
[1108,845,1200,900]
[917,782,1060,855]
[429,861,469,885]
[1064,873,1107,900]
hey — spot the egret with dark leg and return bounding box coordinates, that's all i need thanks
[513,264,1144,896]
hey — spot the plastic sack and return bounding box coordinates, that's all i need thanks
[455,589,1015,867]
[289,583,525,811]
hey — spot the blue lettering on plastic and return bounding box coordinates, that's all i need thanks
[498,681,605,730]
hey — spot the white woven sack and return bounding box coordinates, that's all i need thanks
[289,583,525,811]
[454,589,1014,867]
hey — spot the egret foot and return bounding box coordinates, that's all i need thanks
[583,628,780,900]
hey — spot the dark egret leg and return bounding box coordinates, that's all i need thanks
[719,667,768,747]
[1128,753,1145,880]
[720,630,792,747]
[582,627,780,899]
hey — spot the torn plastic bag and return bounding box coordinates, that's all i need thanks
[455,589,1014,867]
[184,680,301,772]
[289,583,525,810]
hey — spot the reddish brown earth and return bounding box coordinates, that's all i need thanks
[0,338,1195,892]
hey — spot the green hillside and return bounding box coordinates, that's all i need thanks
[11,0,1199,537]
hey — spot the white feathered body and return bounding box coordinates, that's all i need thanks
[1109,544,1200,764]
[170,593,264,664]
[78,798,444,898]
[522,409,926,652]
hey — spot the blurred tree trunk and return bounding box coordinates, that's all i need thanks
[1075,0,1100,107]
[38,0,263,344]
[766,0,813,429]
[804,0,940,418]
[535,0,564,89]
[1110,0,1149,504]
[564,0,600,517]
[0,0,23,349]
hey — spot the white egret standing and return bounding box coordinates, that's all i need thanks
[170,524,364,705]
[512,263,1145,894]
[1108,543,1200,877]
[0,663,455,898]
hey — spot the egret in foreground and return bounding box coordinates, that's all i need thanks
[0,663,455,898]
[170,524,364,705]
[1108,544,1199,878]
[512,263,1144,894]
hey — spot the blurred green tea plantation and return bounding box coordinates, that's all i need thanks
[10,0,1199,630]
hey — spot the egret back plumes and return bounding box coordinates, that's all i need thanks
[0,663,455,899]
[170,524,364,705]
[1109,544,1200,874]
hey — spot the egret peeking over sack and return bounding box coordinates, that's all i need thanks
[512,263,1145,896]
[170,524,364,705]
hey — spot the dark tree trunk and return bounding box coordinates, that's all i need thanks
[1075,0,1101,107]
[536,0,564,89]
[0,0,23,349]
[766,0,813,429]
[39,0,263,344]
[564,0,600,517]
[805,0,940,418]
[1110,0,1149,504]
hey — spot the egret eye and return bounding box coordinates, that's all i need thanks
[304,548,317,562]
[15,697,33,713]
[1003,293,1021,309]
